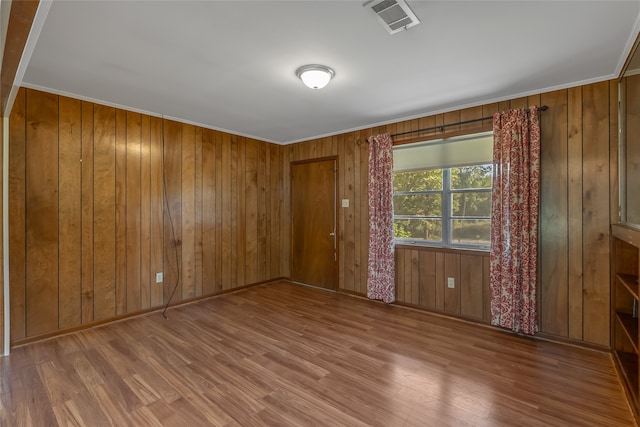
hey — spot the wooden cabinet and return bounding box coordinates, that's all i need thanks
[612,224,640,420]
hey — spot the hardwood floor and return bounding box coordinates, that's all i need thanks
[0,281,634,426]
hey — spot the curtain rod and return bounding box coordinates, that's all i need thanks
[391,105,549,138]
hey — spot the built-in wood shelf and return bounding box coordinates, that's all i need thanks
[616,311,639,353]
[612,224,640,422]
[615,350,639,403]
[618,274,640,300]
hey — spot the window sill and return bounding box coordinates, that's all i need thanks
[395,240,490,255]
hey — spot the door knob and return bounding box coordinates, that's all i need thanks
[329,232,335,237]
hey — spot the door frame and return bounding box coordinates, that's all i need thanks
[290,156,339,290]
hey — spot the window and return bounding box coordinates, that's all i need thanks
[393,132,493,249]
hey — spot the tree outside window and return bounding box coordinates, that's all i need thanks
[393,164,492,249]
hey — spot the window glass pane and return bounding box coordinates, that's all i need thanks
[392,133,494,249]
[451,192,491,217]
[394,219,442,241]
[394,169,443,192]
[394,194,442,216]
[451,219,491,245]
[450,165,493,189]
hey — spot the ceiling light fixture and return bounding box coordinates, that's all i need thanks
[296,64,335,90]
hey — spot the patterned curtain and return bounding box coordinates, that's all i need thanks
[367,133,395,303]
[490,107,541,335]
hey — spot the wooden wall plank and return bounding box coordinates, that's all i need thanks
[398,119,411,144]
[418,251,435,309]
[81,102,95,323]
[126,112,142,313]
[264,143,271,281]
[609,80,619,225]
[434,114,445,138]
[194,127,203,298]
[344,132,356,291]
[338,135,346,291]
[581,82,611,346]
[92,105,116,321]
[482,103,499,127]
[221,133,231,290]
[609,79,622,227]
[283,146,292,278]
[201,129,215,295]
[483,255,491,322]
[257,142,267,282]
[269,144,280,279]
[403,249,412,303]
[230,136,238,288]
[25,89,59,336]
[9,88,26,340]
[460,254,483,320]
[114,109,127,316]
[245,139,258,285]
[237,137,247,286]
[444,111,461,134]
[510,97,528,110]
[435,252,445,310]
[359,132,369,295]
[163,120,183,303]
[460,106,483,132]
[396,250,405,302]
[567,86,584,340]
[140,115,152,309]
[539,89,569,336]
[416,116,435,142]
[214,131,223,292]
[354,133,362,294]
[528,94,542,110]
[150,117,164,307]
[410,250,419,305]
[181,123,196,299]
[58,96,82,329]
[444,253,460,314]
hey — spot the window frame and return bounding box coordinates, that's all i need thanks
[393,162,492,251]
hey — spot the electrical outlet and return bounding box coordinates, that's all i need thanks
[156,272,163,283]
[447,277,455,288]
[342,199,350,208]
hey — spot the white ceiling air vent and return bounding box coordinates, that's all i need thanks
[364,0,420,35]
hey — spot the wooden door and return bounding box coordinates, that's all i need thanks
[291,159,337,290]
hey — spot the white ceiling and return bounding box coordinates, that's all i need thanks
[20,1,640,144]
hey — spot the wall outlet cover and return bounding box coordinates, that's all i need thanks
[447,277,455,288]
[156,272,163,283]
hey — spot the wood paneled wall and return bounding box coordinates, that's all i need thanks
[395,246,490,321]
[286,81,618,347]
[8,88,284,342]
[7,80,618,347]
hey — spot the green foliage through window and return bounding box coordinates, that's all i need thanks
[393,164,492,248]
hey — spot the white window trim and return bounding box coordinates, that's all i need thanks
[393,126,494,252]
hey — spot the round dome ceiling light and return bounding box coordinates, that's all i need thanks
[296,64,335,90]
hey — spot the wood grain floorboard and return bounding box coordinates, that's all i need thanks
[0,281,635,426]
